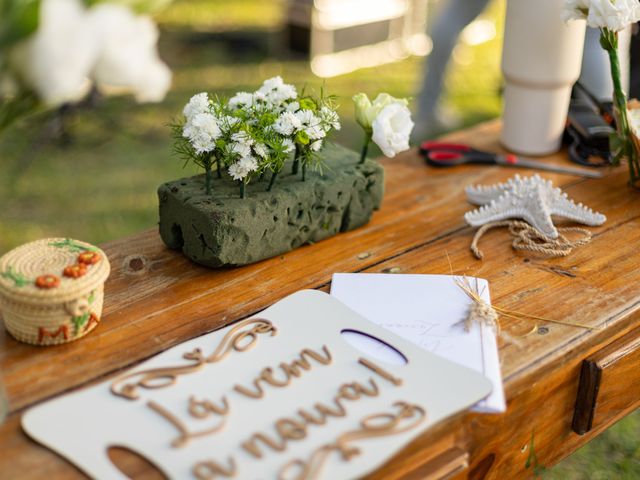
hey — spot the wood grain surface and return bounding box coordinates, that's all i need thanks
[1,120,639,479]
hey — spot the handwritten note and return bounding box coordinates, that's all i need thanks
[22,290,492,479]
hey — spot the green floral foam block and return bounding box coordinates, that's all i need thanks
[158,143,384,267]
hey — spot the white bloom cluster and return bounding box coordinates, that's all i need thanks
[228,156,259,181]
[177,76,341,193]
[228,76,298,112]
[182,93,222,155]
[272,97,341,153]
[8,0,171,107]
[562,0,640,32]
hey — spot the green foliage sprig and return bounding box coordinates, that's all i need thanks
[173,77,341,198]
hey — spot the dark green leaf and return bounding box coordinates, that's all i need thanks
[0,0,41,49]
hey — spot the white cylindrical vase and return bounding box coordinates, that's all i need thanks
[500,0,586,155]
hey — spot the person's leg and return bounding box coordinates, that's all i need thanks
[415,0,492,136]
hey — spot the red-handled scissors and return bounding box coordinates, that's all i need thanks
[420,141,602,179]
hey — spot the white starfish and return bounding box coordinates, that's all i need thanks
[464,174,606,239]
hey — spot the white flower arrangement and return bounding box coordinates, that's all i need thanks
[173,77,341,198]
[353,92,414,163]
[562,0,640,186]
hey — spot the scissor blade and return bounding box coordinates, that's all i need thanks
[495,155,603,179]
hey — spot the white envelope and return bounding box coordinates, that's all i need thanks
[331,273,506,413]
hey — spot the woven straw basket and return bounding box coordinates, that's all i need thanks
[0,238,110,346]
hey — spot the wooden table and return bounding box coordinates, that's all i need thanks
[1,121,639,479]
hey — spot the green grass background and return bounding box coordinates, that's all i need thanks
[0,0,637,475]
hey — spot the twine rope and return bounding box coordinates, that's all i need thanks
[470,220,592,260]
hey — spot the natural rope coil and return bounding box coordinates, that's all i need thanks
[470,220,593,260]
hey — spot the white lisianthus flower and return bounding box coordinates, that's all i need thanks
[9,0,98,106]
[87,4,171,103]
[562,0,640,31]
[183,92,209,121]
[371,102,414,158]
[353,92,409,132]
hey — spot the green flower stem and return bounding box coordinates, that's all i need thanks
[602,28,640,186]
[267,171,278,191]
[204,158,212,195]
[302,163,307,182]
[359,131,372,164]
[292,146,300,175]
[240,181,246,199]
[216,156,222,179]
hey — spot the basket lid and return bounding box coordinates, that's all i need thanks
[0,238,110,305]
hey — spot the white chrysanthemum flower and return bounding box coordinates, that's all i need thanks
[228,155,258,180]
[218,115,240,131]
[231,131,254,146]
[259,75,285,92]
[305,124,326,140]
[228,162,245,181]
[183,92,209,120]
[238,155,258,172]
[253,142,269,159]
[295,109,316,126]
[231,141,252,158]
[228,91,254,109]
[191,113,221,139]
[268,83,297,105]
[286,101,300,112]
[273,111,302,135]
[282,138,295,153]
[257,76,297,107]
[191,131,216,154]
[253,90,267,103]
[320,106,341,131]
[310,140,323,151]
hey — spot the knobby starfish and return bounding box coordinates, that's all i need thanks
[464,174,606,239]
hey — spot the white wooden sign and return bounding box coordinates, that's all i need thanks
[23,290,492,479]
